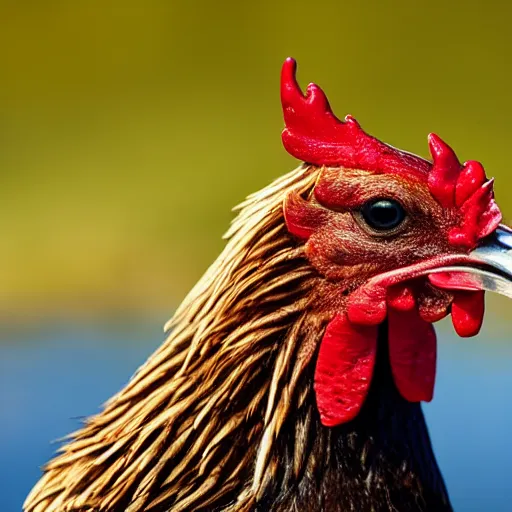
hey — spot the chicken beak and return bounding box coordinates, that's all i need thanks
[466,225,512,298]
[427,225,512,299]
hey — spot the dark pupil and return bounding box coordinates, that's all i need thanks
[361,199,406,231]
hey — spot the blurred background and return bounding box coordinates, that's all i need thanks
[1,1,512,510]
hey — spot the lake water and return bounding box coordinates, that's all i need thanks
[1,317,511,512]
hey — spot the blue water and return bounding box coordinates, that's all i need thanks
[1,318,511,512]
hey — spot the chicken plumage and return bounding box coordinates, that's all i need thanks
[25,59,511,512]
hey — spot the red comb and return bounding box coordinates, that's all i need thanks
[427,134,501,247]
[280,57,430,176]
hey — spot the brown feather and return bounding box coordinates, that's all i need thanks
[24,164,325,512]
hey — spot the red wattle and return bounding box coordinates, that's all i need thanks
[387,285,416,311]
[314,314,378,426]
[388,308,437,403]
[451,290,485,337]
[347,286,387,325]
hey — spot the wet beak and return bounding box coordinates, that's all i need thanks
[428,225,512,299]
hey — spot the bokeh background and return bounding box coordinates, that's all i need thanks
[2,1,512,510]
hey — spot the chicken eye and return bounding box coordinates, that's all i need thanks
[361,199,406,231]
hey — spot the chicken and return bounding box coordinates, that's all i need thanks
[24,58,512,512]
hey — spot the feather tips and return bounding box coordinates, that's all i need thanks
[24,165,325,512]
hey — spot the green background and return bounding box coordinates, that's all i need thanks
[2,0,511,321]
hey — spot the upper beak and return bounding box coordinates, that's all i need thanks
[428,225,512,298]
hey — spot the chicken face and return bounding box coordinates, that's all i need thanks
[281,58,510,427]
[287,168,459,295]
